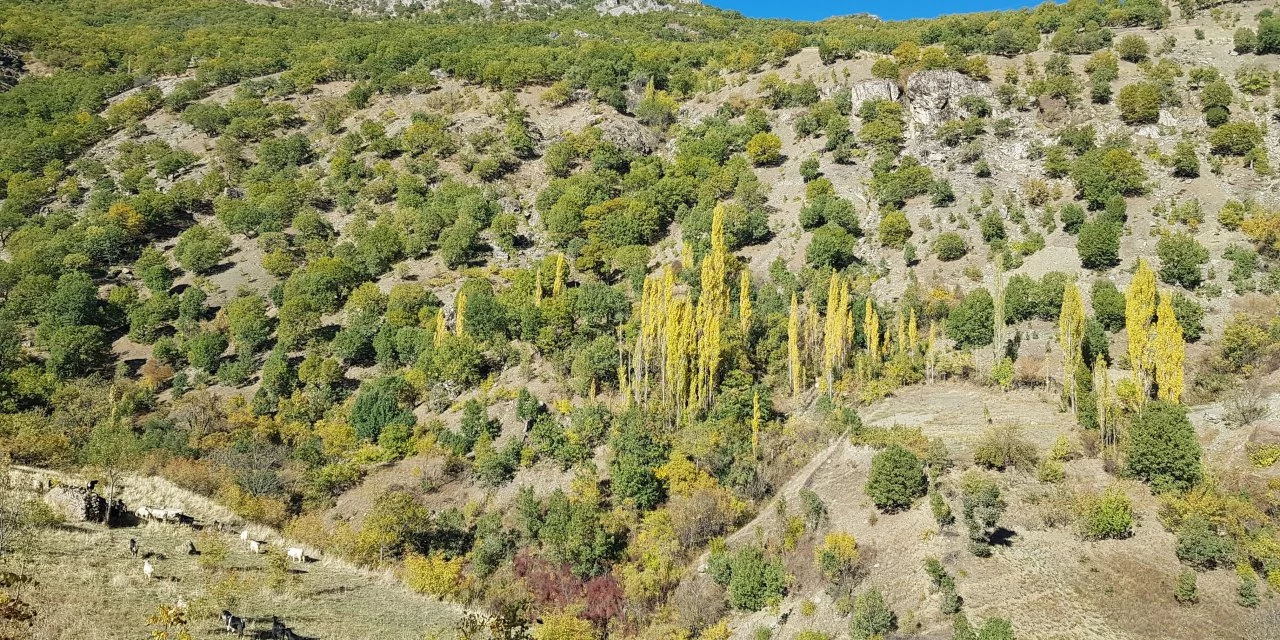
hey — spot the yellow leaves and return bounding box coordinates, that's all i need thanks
[822,273,853,389]
[454,292,467,337]
[315,417,357,458]
[1059,282,1086,412]
[552,253,566,298]
[1126,258,1157,400]
[864,299,880,361]
[532,609,594,640]
[107,201,145,235]
[738,269,752,336]
[788,293,802,396]
[403,552,464,599]
[656,451,719,498]
[1154,291,1185,404]
[618,508,682,608]
[697,620,732,640]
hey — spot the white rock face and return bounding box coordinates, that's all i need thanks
[904,70,994,127]
[832,78,901,111]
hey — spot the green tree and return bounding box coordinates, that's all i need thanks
[1116,82,1161,124]
[961,473,1006,557]
[726,546,787,611]
[934,232,967,261]
[83,422,142,524]
[1078,219,1121,270]
[865,445,927,512]
[1209,121,1263,156]
[45,325,109,378]
[1126,401,1202,492]
[1171,140,1200,178]
[351,376,416,443]
[224,293,273,354]
[850,589,896,640]
[1091,280,1126,332]
[878,210,913,248]
[174,225,231,274]
[1115,34,1149,62]
[1156,233,1209,289]
[947,288,994,348]
[806,223,857,270]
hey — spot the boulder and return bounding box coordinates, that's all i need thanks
[827,78,901,111]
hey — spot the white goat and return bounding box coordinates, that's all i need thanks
[239,529,249,541]
[286,547,305,562]
[142,560,154,581]
[248,540,264,554]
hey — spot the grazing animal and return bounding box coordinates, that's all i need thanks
[248,540,263,554]
[286,547,304,562]
[221,610,233,629]
[135,506,153,521]
[271,616,285,639]
[129,538,138,558]
[239,529,249,541]
[281,629,298,640]
[142,560,154,581]
[228,615,245,637]
[186,541,198,556]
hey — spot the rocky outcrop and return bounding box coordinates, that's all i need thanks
[905,70,993,127]
[824,78,900,111]
[45,481,108,523]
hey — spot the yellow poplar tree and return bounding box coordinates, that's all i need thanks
[739,269,752,336]
[693,204,730,410]
[992,254,1006,351]
[908,308,919,354]
[1058,282,1086,414]
[552,253,566,298]
[454,292,467,337]
[1154,291,1185,404]
[788,293,802,397]
[533,270,543,307]
[822,273,850,389]
[433,309,447,347]
[1125,258,1157,401]
[863,299,880,362]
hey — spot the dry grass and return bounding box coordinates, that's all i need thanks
[7,471,465,640]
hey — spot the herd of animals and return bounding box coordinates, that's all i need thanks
[131,503,315,638]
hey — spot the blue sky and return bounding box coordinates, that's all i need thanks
[706,0,1044,22]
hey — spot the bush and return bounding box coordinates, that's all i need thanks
[878,210,913,248]
[1209,121,1263,156]
[947,288,994,348]
[1234,27,1257,54]
[746,132,783,166]
[961,473,1006,557]
[1156,233,1209,289]
[174,225,231,274]
[1204,105,1229,128]
[1126,401,1202,492]
[865,445,927,512]
[1090,280,1125,331]
[1171,141,1199,178]
[973,425,1037,471]
[1117,82,1161,124]
[1060,203,1086,234]
[934,232,967,261]
[726,546,787,611]
[1175,517,1235,569]
[1175,569,1198,604]
[806,223,857,270]
[1077,485,1133,540]
[849,589,896,640]
[1116,34,1149,62]
[815,531,860,585]
[1078,219,1121,270]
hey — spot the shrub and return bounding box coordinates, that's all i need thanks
[878,210,913,248]
[1090,280,1126,331]
[1209,121,1263,156]
[1126,401,1202,492]
[1077,485,1134,540]
[726,546,787,612]
[930,492,955,527]
[849,589,896,640]
[1060,203,1086,234]
[973,425,1037,471]
[947,288,994,348]
[815,531,860,585]
[404,552,463,598]
[1171,140,1199,178]
[1175,517,1235,569]
[746,132,782,166]
[1117,82,1161,124]
[865,445,927,512]
[961,472,1006,557]
[806,223,857,270]
[1078,219,1121,270]
[1116,34,1149,62]
[1175,569,1198,604]
[1156,233,1209,288]
[934,232,967,261]
[1234,27,1257,54]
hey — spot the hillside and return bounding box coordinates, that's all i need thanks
[3,0,1280,638]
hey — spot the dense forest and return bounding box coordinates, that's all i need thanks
[2,0,1280,638]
